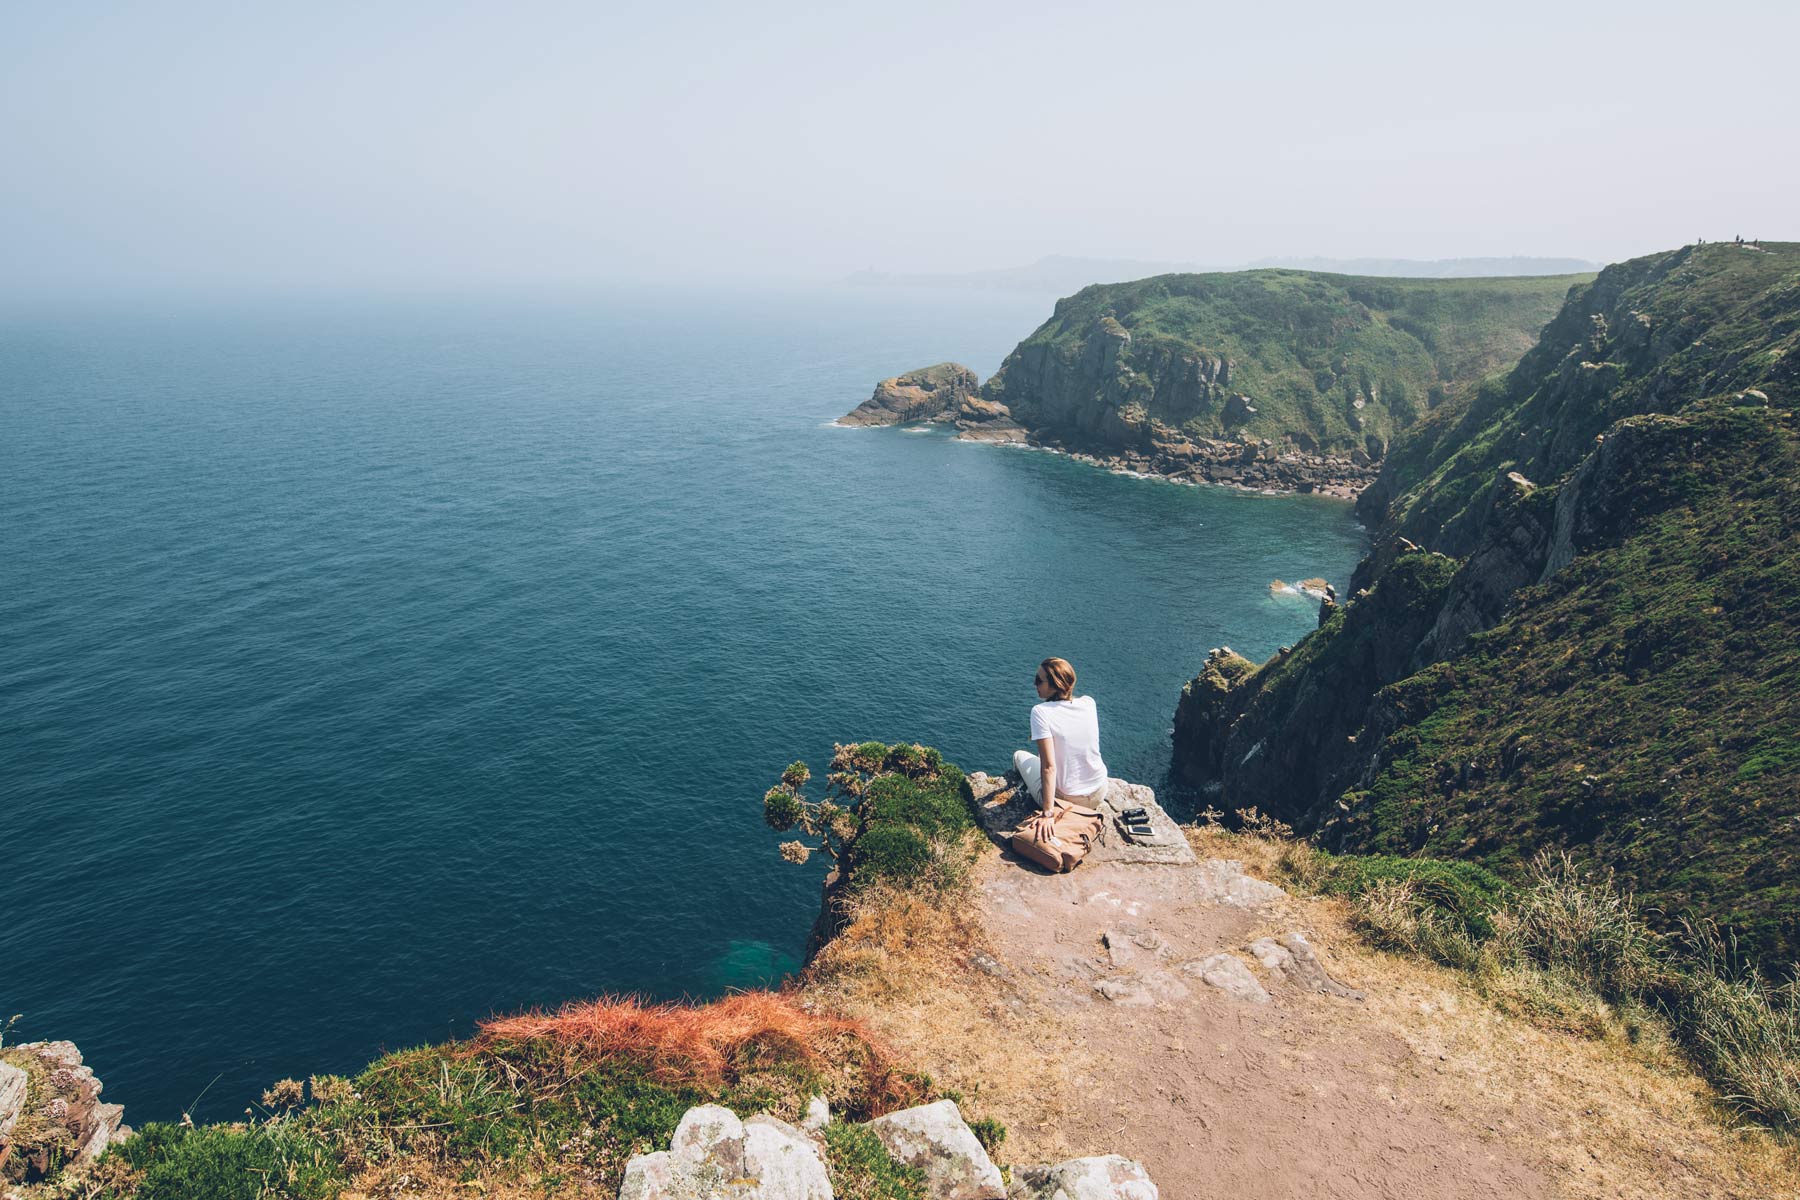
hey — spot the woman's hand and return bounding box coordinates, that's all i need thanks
[1031,809,1058,841]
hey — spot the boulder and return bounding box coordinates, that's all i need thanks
[803,1095,831,1133]
[619,1103,831,1200]
[867,1099,1005,1199]
[1009,1155,1159,1199]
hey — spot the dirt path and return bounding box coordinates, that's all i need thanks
[809,772,1797,1199]
[974,843,1553,1200]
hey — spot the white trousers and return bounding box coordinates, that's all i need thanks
[1013,749,1107,807]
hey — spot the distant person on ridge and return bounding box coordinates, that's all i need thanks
[1015,657,1110,845]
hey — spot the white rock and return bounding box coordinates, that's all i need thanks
[621,1104,832,1199]
[803,1095,831,1132]
[1180,953,1271,1003]
[1093,971,1190,1007]
[618,1151,684,1200]
[1247,937,1293,973]
[867,1099,1005,1199]
[1009,1155,1159,1199]
[744,1115,832,1199]
[0,1062,26,1138]
[670,1103,745,1173]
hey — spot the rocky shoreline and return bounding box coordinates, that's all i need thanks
[840,365,1375,500]
[974,432,1375,500]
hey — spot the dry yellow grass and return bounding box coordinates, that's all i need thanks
[809,826,1798,1197]
[1188,826,1800,1200]
[797,859,1083,1161]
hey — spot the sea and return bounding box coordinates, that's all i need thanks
[0,285,1367,1121]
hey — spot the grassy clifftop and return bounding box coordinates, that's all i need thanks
[1173,242,1800,966]
[1360,241,1800,546]
[980,269,1582,458]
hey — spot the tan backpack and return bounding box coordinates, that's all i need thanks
[1009,798,1105,872]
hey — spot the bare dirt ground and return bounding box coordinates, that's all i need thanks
[809,781,1800,1200]
[975,851,1553,1200]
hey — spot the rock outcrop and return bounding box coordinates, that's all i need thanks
[866,1099,1006,1200]
[619,1103,832,1200]
[0,1041,129,1185]
[840,363,980,426]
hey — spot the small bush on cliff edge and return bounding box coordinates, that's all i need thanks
[763,742,976,894]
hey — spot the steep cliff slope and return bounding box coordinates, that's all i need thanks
[1172,242,1800,964]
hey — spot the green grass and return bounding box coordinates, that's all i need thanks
[823,1122,930,1200]
[1174,243,1800,968]
[104,1123,342,1200]
[765,742,978,895]
[1333,403,1800,964]
[983,269,1579,456]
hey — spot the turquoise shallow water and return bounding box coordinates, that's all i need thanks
[0,287,1365,1120]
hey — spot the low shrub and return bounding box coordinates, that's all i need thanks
[763,742,977,895]
[1504,851,1665,1001]
[1674,924,1800,1129]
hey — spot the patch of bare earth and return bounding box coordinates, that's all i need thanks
[807,827,1799,1200]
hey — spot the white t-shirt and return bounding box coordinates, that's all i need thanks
[1029,695,1109,797]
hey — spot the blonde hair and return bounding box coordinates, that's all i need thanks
[1039,657,1077,701]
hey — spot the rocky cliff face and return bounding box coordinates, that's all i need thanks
[0,1041,129,1185]
[838,362,980,426]
[1172,242,1800,964]
[847,270,1579,496]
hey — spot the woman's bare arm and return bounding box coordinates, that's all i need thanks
[1033,735,1058,838]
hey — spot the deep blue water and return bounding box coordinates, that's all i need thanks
[0,287,1365,1121]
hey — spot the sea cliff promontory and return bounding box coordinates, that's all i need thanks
[847,270,1585,496]
[838,363,980,427]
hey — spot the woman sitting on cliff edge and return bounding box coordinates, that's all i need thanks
[1015,657,1109,843]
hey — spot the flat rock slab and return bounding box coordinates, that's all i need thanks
[1179,953,1271,1004]
[965,773,1196,867]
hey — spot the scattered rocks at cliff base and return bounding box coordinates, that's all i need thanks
[620,1103,831,1200]
[1009,1155,1159,1199]
[867,1099,1006,1200]
[840,363,980,426]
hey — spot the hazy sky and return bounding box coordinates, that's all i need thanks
[4,0,1796,298]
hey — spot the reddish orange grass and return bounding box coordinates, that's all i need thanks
[476,991,878,1082]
